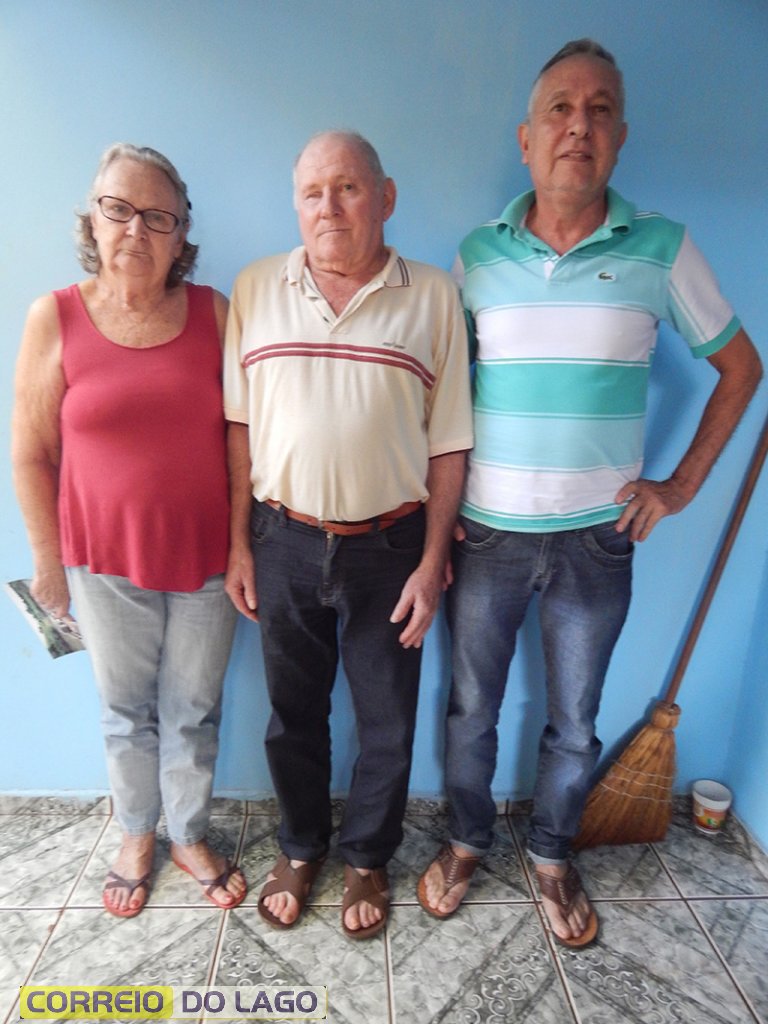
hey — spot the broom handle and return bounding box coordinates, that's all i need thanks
[662,408,768,707]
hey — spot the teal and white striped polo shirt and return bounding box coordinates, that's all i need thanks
[456,188,741,533]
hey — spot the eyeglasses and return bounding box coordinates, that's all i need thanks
[96,196,183,234]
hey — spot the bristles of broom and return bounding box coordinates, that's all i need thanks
[574,701,680,849]
[574,409,768,850]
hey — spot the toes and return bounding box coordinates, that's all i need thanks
[423,865,442,906]
[104,890,123,912]
[229,869,247,898]
[540,895,573,940]
[212,886,235,906]
[343,903,361,932]
[360,901,382,930]
[265,891,297,925]
[128,891,147,912]
[344,900,381,932]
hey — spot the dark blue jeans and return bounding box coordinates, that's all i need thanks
[251,500,425,867]
[445,517,633,862]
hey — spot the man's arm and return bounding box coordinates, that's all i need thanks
[615,328,762,541]
[390,449,467,649]
[224,421,259,620]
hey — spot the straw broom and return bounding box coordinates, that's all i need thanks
[574,408,768,849]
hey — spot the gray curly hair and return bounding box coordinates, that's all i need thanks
[76,143,198,286]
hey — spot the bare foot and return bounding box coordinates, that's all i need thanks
[171,840,246,907]
[262,859,308,925]
[103,833,155,915]
[535,862,595,943]
[343,867,389,933]
[419,844,479,916]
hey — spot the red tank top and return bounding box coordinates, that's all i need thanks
[56,282,230,591]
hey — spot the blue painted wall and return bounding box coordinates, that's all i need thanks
[2,0,766,848]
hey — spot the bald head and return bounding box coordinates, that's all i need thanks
[293,131,387,198]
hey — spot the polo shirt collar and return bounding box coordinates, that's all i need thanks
[284,245,409,289]
[498,187,636,245]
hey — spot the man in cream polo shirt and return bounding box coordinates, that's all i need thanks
[224,130,472,939]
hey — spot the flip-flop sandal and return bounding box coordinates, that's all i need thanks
[257,854,325,929]
[172,855,247,909]
[341,864,389,940]
[535,863,599,948]
[417,843,480,919]
[102,870,151,919]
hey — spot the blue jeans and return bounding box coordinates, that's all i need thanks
[251,500,425,868]
[445,517,633,862]
[67,569,237,844]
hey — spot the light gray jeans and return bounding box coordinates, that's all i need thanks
[67,568,237,845]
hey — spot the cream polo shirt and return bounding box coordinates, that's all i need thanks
[224,246,473,522]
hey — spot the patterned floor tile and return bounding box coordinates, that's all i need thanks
[70,815,246,908]
[209,797,249,816]
[565,842,678,899]
[389,903,573,1024]
[4,797,768,1024]
[656,806,768,897]
[7,907,222,1024]
[0,909,59,1023]
[559,901,757,1024]
[0,813,105,908]
[0,797,109,816]
[694,898,768,1021]
[214,906,388,1024]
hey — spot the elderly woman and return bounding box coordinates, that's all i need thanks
[12,143,245,918]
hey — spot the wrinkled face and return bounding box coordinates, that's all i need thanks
[90,158,186,281]
[518,55,627,206]
[293,136,395,278]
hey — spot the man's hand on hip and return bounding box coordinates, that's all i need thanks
[614,477,692,542]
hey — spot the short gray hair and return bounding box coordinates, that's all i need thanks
[528,38,625,119]
[293,130,388,191]
[76,142,198,286]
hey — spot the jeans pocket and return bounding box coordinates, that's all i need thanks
[457,515,503,552]
[580,520,634,565]
[381,510,426,552]
[250,503,275,546]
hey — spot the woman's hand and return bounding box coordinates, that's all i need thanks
[31,564,71,619]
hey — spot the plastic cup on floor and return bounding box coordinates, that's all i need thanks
[692,780,732,835]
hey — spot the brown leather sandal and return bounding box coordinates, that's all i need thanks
[535,863,599,948]
[257,854,325,929]
[341,864,389,940]
[417,843,480,919]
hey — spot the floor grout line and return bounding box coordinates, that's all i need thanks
[687,900,765,1024]
[383,924,396,1024]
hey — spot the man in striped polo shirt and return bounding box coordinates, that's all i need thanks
[418,39,761,946]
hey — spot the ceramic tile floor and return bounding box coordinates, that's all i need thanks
[2,795,767,1024]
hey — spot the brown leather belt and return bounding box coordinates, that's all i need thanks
[264,499,422,536]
